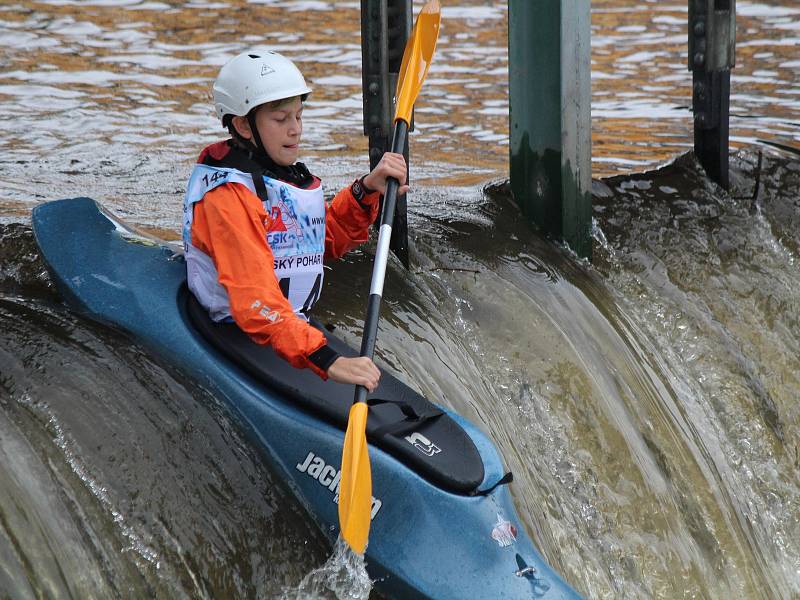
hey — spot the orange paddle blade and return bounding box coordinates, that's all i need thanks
[338,402,372,554]
[394,0,441,125]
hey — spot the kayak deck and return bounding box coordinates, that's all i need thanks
[186,292,484,494]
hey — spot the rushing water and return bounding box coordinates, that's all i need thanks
[1,0,799,599]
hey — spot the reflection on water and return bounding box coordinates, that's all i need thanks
[0,1,799,599]
[0,0,798,221]
[592,2,800,173]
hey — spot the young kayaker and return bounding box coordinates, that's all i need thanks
[183,50,408,392]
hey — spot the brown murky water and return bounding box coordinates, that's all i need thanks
[1,0,798,221]
[1,1,799,599]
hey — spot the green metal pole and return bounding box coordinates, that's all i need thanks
[508,0,592,259]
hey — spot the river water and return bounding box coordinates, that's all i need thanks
[1,0,799,598]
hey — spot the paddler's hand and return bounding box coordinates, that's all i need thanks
[362,152,409,196]
[328,356,381,392]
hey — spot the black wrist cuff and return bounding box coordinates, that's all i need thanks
[350,178,369,209]
[359,175,377,194]
[350,177,375,212]
[309,344,340,371]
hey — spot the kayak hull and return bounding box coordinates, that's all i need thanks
[32,197,583,600]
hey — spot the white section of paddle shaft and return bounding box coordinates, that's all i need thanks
[369,224,393,297]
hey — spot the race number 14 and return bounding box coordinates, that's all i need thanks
[279,273,322,314]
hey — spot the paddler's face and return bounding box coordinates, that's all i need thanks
[253,96,304,166]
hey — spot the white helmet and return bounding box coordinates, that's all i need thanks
[213,50,312,122]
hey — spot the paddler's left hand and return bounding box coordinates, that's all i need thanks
[328,356,381,392]
[362,152,409,196]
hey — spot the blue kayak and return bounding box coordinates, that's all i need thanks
[32,197,583,600]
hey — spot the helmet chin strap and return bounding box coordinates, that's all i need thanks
[229,112,312,188]
[246,111,271,160]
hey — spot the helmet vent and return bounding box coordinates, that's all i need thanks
[248,54,260,59]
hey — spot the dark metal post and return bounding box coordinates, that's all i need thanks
[508,0,592,259]
[361,0,411,267]
[689,0,736,189]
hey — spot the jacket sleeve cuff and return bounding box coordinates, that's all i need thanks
[308,344,341,372]
[350,177,380,211]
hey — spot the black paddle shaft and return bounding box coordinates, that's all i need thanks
[354,119,409,405]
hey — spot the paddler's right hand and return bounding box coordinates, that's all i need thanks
[328,356,381,392]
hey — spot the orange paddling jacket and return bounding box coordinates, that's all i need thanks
[183,140,380,379]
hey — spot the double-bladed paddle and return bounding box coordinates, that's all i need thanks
[338,0,441,556]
